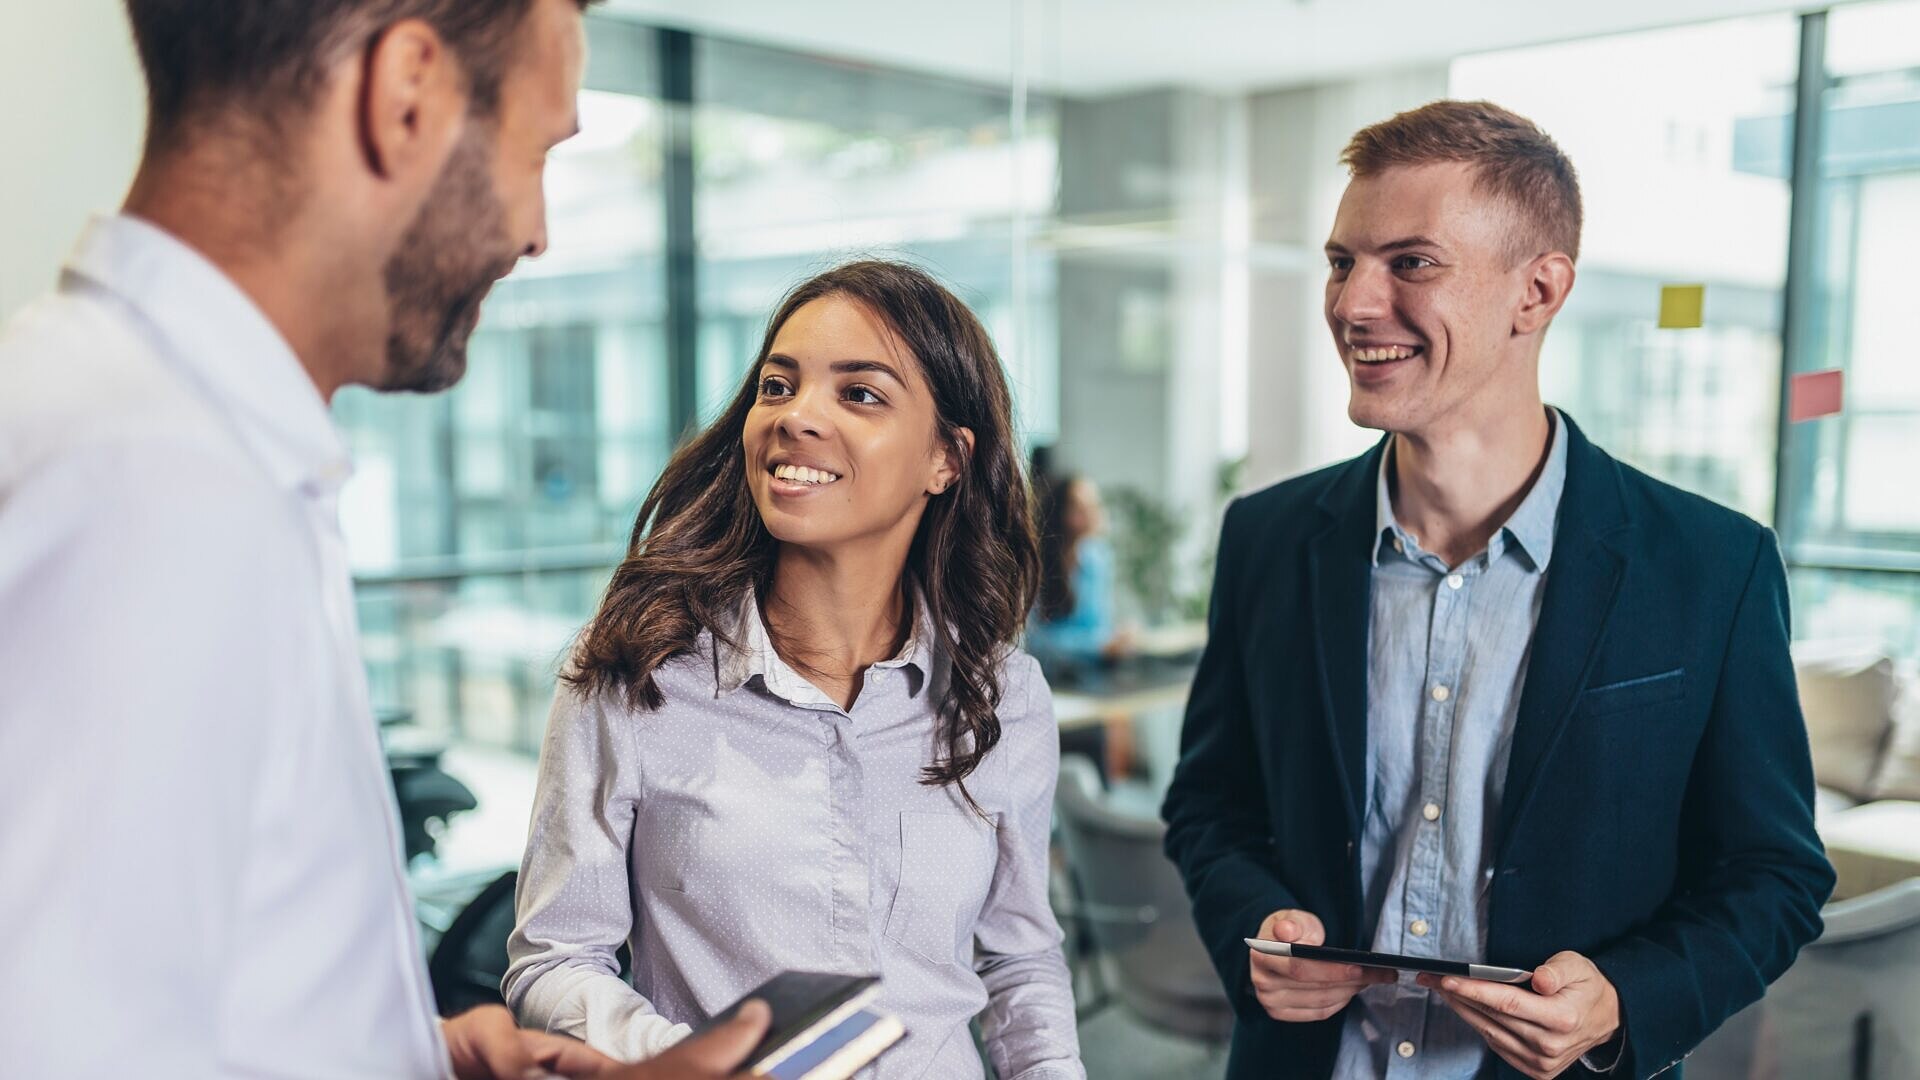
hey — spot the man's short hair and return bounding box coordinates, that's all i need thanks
[123,0,600,150]
[1340,99,1583,265]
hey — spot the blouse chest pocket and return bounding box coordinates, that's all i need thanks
[884,809,999,967]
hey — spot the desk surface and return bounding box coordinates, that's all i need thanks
[1130,621,1208,659]
[1052,678,1193,729]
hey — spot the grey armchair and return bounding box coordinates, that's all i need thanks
[1053,755,1234,1046]
[1690,877,1920,1080]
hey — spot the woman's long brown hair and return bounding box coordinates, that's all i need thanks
[565,260,1041,790]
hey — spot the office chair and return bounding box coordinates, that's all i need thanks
[428,869,521,1016]
[427,869,636,1017]
[1053,755,1234,1047]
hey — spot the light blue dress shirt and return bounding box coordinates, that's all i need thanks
[1027,536,1119,663]
[1332,411,1568,1079]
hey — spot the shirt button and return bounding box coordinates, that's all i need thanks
[1422,802,1441,821]
[1398,1041,1417,1059]
[1410,918,1430,937]
[1393,538,1406,554]
[1431,685,1450,702]
[1446,573,1464,590]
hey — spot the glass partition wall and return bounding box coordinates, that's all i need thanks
[340,3,1920,760]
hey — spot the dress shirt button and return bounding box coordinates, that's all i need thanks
[1393,538,1406,554]
[1431,684,1450,702]
[1410,918,1430,937]
[1422,802,1441,821]
[1446,573,1464,590]
[1398,1040,1417,1059]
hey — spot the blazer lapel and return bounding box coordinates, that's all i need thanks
[1496,416,1634,858]
[1307,437,1388,839]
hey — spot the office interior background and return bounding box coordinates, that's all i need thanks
[7,0,1920,1075]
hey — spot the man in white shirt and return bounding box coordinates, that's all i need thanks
[0,1,767,1077]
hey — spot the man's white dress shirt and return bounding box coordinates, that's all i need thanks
[0,215,450,1078]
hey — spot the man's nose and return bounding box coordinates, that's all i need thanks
[1331,263,1392,325]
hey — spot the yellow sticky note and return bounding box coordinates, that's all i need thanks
[1658,284,1705,329]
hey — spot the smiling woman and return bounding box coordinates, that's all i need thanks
[504,260,1085,1077]
[566,260,1039,785]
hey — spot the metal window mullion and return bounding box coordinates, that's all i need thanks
[1773,9,1829,555]
[660,28,698,443]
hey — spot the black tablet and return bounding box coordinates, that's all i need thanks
[1244,938,1533,985]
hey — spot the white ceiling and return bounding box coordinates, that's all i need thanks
[605,0,1830,95]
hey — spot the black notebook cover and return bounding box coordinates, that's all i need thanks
[693,970,880,1069]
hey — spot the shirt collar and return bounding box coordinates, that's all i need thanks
[713,585,937,706]
[62,214,352,496]
[1372,407,1568,572]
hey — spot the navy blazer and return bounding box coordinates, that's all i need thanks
[1161,414,1835,1080]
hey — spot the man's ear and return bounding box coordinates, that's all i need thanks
[930,427,975,495]
[1513,252,1576,336]
[359,19,465,181]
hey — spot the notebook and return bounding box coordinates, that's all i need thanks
[694,970,906,1080]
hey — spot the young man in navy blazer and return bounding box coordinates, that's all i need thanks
[1161,100,1834,1080]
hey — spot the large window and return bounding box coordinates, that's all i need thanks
[337,17,1068,755]
[1779,0,1920,655]
[1451,15,1799,521]
[689,37,1061,435]
[341,4,1920,765]
[337,23,668,751]
[1454,4,1920,659]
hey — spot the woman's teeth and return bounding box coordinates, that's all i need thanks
[1353,346,1419,363]
[772,464,841,485]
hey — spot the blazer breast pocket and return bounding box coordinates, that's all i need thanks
[1579,668,1686,717]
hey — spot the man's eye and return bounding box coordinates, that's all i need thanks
[1394,255,1436,271]
[1328,257,1352,272]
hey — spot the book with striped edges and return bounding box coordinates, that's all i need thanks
[694,971,906,1080]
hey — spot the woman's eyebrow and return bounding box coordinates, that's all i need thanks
[762,354,908,388]
[831,359,907,386]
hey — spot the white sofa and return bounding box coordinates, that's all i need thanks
[1796,646,1920,900]
[1686,649,1920,1079]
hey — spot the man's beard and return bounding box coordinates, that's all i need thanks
[378,126,518,393]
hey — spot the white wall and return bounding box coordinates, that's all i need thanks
[0,1,145,320]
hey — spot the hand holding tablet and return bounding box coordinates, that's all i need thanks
[1244,908,1536,1025]
[1244,909,1396,1023]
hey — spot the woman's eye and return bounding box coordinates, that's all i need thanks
[844,385,883,405]
[758,377,790,397]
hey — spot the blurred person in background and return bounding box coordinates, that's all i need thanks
[1031,457,1139,786]
[1031,466,1135,669]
